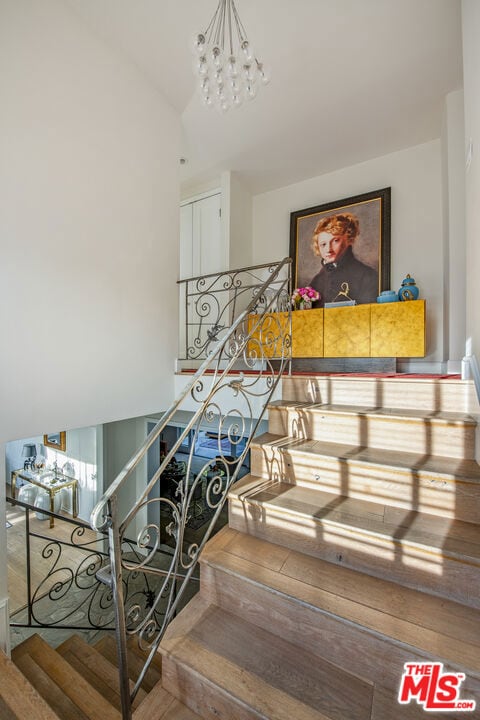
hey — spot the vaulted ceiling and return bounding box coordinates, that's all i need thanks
[64,0,463,194]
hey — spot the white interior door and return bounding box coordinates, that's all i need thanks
[180,192,224,279]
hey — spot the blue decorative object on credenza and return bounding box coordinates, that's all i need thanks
[377,290,398,303]
[398,274,420,301]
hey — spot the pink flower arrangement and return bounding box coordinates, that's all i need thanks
[291,286,320,310]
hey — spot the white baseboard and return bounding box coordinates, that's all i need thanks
[447,360,462,374]
[0,597,10,656]
[396,360,446,374]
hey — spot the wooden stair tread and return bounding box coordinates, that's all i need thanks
[252,432,480,483]
[202,527,480,674]
[161,599,373,720]
[94,634,160,693]
[133,684,201,720]
[268,400,477,425]
[127,634,162,674]
[0,649,60,720]
[57,634,147,710]
[12,634,121,720]
[13,653,89,720]
[230,475,480,562]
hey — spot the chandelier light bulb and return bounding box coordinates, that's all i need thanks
[244,63,258,84]
[226,55,239,78]
[245,82,257,100]
[229,77,242,94]
[211,46,224,69]
[194,55,209,77]
[191,0,269,111]
[191,32,206,55]
[257,62,271,85]
[241,40,255,63]
[213,69,224,86]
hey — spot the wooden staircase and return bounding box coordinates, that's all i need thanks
[160,374,480,719]
[3,375,480,719]
[4,632,199,719]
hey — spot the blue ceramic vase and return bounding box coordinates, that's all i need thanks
[398,274,419,301]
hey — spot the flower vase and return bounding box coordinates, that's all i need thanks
[298,299,312,310]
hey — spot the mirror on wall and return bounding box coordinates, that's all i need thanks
[43,431,66,452]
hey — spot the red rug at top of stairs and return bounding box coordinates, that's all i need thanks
[179,369,461,380]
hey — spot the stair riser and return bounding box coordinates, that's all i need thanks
[200,561,480,696]
[250,445,480,524]
[281,377,479,414]
[228,498,480,609]
[162,655,263,720]
[268,407,476,459]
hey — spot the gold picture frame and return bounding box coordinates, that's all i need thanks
[43,431,66,452]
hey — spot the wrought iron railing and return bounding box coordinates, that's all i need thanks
[90,257,292,719]
[6,497,194,635]
[177,260,291,360]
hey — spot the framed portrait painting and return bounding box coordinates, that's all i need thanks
[289,187,391,307]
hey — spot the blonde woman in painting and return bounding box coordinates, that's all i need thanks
[309,212,378,306]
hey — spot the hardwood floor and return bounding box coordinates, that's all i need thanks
[6,495,102,617]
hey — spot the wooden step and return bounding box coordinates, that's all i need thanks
[281,375,479,414]
[133,683,202,720]
[94,634,161,693]
[160,594,374,720]
[0,648,60,720]
[57,634,147,711]
[250,432,480,523]
[200,527,480,700]
[12,634,120,719]
[268,400,477,459]
[228,475,480,607]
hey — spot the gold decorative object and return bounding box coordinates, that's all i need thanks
[333,282,354,303]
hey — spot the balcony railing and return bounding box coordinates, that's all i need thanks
[177,260,291,360]
[6,497,195,636]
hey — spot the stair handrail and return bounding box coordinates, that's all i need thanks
[90,257,291,533]
[90,257,292,719]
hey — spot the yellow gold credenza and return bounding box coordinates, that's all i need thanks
[248,299,425,358]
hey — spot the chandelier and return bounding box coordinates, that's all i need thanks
[191,0,270,112]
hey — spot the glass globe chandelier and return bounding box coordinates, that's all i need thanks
[191,0,270,112]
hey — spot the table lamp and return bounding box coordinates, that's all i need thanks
[21,443,37,470]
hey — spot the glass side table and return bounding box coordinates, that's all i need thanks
[10,469,78,529]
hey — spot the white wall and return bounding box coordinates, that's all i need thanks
[103,416,148,538]
[252,141,444,366]
[442,90,466,371]
[462,1,480,362]
[0,0,180,446]
[226,172,253,271]
[0,0,180,653]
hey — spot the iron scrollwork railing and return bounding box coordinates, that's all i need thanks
[178,260,291,360]
[6,497,187,634]
[90,257,292,719]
